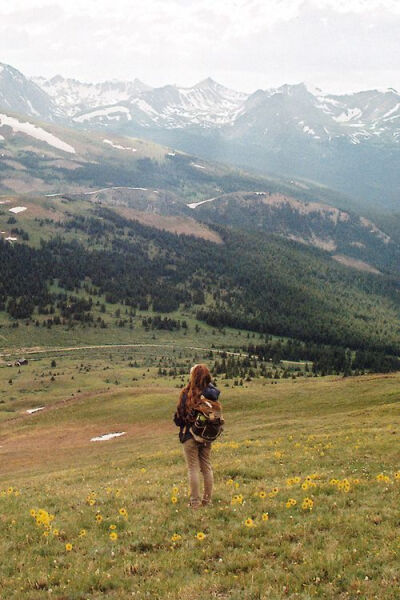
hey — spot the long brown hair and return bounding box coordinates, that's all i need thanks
[177,363,212,420]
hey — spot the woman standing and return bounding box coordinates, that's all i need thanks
[174,364,221,508]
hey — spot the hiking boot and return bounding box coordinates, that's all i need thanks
[201,499,212,507]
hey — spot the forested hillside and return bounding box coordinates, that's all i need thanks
[0,207,399,373]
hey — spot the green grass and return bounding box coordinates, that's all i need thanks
[0,349,399,599]
[0,295,266,350]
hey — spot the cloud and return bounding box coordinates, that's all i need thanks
[0,0,399,92]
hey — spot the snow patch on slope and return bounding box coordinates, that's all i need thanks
[9,206,27,213]
[91,432,126,442]
[74,106,131,122]
[26,407,45,414]
[103,139,136,152]
[188,196,219,209]
[0,114,75,154]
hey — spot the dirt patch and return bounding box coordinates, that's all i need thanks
[2,177,48,194]
[48,159,81,170]
[332,254,381,275]
[2,160,27,171]
[4,199,65,222]
[115,207,223,244]
[0,420,171,475]
[0,385,173,475]
[287,233,336,252]
[260,193,350,224]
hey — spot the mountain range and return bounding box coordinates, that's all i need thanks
[31,71,400,145]
[1,62,399,212]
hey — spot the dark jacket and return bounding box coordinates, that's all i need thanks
[174,383,220,443]
[203,383,220,402]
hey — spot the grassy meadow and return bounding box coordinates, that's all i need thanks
[0,340,399,600]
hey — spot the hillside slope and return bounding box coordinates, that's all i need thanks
[191,191,399,276]
[0,366,399,599]
[0,198,399,357]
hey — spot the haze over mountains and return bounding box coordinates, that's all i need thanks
[38,74,400,145]
[1,61,399,212]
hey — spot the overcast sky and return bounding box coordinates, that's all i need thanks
[0,0,399,93]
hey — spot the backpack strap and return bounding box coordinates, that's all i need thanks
[180,392,187,431]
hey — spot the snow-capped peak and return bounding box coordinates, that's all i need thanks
[0,62,61,121]
[21,70,400,142]
[32,75,153,117]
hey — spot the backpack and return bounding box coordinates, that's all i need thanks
[190,396,224,443]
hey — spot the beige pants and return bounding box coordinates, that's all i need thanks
[183,437,213,507]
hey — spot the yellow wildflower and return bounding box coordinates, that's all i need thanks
[79,529,87,537]
[171,533,182,542]
[302,497,314,511]
[119,507,128,517]
[171,496,178,504]
[286,498,297,508]
[95,514,103,523]
[262,512,269,521]
[196,532,206,541]
[259,491,266,499]
[231,494,243,505]
[65,543,73,552]
[110,532,118,541]
[109,524,117,530]
[244,518,255,528]
[268,487,279,498]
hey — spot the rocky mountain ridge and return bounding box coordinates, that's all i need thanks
[30,71,400,143]
[1,63,397,144]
